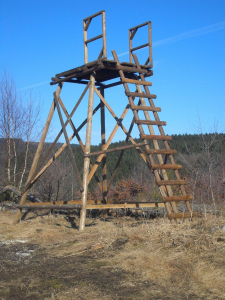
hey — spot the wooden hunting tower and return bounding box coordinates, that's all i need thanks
[15,11,199,230]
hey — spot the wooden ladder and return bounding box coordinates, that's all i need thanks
[112,50,200,221]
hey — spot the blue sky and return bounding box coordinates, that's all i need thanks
[1,0,225,145]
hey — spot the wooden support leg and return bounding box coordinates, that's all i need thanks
[80,74,95,231]
[100,87,107,203]
[14,83,62,224]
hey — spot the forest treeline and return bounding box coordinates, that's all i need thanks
[1,70,224,205]
[1,132,225,205]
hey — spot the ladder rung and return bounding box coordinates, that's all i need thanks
[130,105,161,112]
[135,120,166,126]
[121,78,152,86]
[146,149,177,155]
[156,180,187,185]
[162,195,193,202]
[168,212,201,220]
[126,91,156,99]
[151,164,183,170]
[140,134,172,141]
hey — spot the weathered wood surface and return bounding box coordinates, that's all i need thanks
[130,105,161,112]
[84,142,147,157]
[16,202,165,210]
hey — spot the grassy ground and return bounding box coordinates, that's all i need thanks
[0,209,225,299]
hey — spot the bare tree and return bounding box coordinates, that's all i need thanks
[179,118,225,206]
[0,70,41,194]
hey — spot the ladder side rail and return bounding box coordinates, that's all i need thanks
[112,50,175,218]
[133,53,193,214]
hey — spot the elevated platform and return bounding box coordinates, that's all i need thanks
[50,58,153,87]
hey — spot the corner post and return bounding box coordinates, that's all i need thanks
[79,73,95,231]
[100,87,107,203]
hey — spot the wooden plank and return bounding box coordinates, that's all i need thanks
[84,142,147,157]
[151,164,183,170]
[168,212,201,220]
[140,134,172,141]
[126,91,156,99]
[121,78,152,86]
[146,149,177,155]
[156,180,187,185]
[162,195,193,202]
[130,105,161,112]
[135,120,166,126]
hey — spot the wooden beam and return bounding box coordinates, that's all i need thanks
[54,92,83,191]
[100,87,107,203]
[80,73,95,231]
[14,84,62,224]
[140,134,172,141]
[130,105,161,112]
[146,149,177,155]
[125,91,156,99]
[135,120,166,126]
[16,202,165,210]
[84,142,147,157]
[121,78,152,86]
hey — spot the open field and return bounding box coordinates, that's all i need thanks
[0,210,225,299]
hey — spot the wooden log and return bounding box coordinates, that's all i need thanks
[84,142,147,157]
[132,53,179,218]
[162,195,193,202]
[130,105,161,112]
[156,180,187,185]
[88,90,148,184]
[135,120,166,126]
[54,93,83,191]
[17,202,165,210]
[168,212,201,220]
[140,134,172,141]
[17,204,81,210]
[129,21,151,31]
[86,203,165,209]
[131,43,149,52]
[85,34,103,44]
[151,164,183,170]
[14,84,62,224]
[121,78,152,86]
[102,11,107,59]
[100,87,107,203]
[126,91,156,99]
[83,10,105,22]
[80,73,95,231]
[130,28,137,40]
[146,149,177,155]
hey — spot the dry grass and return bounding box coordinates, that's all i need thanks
[0,209,225,299]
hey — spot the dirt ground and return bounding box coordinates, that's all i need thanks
[0,209,225,300]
